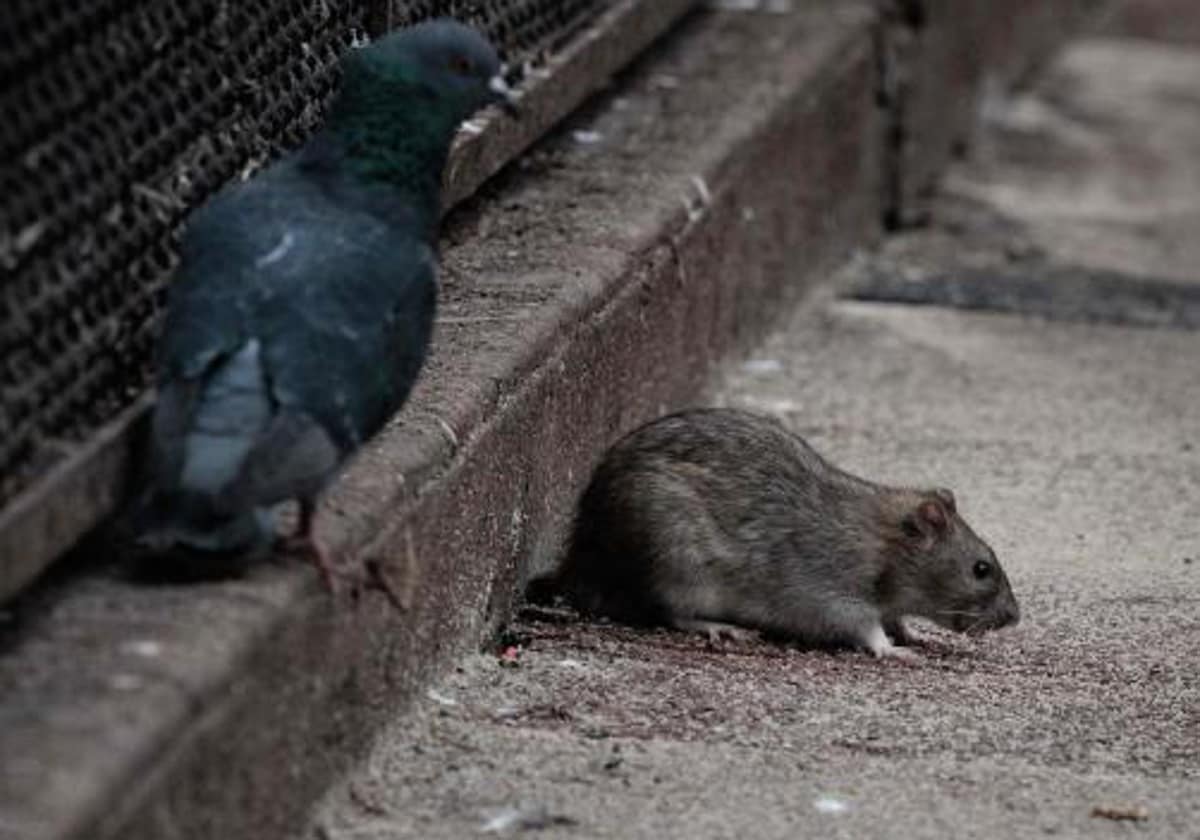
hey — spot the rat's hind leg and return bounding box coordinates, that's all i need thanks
[672,618,760,644]
[635,487,749,634]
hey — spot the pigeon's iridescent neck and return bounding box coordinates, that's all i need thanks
[322,74,462,225]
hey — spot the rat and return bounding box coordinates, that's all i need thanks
[535,408,1020,658]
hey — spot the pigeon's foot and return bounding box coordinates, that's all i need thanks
[276,533,406,610]
[275,530,338,593]
[355,558,407,612]
[277,501,407,611]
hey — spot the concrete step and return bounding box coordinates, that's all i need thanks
[305,28,1200,840]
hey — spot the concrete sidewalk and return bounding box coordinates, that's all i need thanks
[307,25,1200,840]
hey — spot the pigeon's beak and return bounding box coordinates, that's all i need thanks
[488,73,521,118]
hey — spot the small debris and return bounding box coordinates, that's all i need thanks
[739,396,802,415]
[499,645,521,668]
[426,689,459,708]
[1090,805,1149,822]
[571,129,604,145]
[480,805,577,834]
[813,795,850,814]
[1183,557,1193,566]
[496,703,572,724]
[460,118,487,136]
[557,658,585,670]
[682,174,712,222]
[433,415,460,448]
[122,639,163,658]
[742,358,783,374]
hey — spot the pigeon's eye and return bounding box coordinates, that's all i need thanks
[448,54,473,76]
[972,560,993,580]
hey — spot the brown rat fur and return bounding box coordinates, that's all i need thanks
[538,408,1019,657]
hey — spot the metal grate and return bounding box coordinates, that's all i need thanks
[0,0,615,508]
[385,1,611,67]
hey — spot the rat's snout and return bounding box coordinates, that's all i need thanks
[998,600,1020,629]
[994,588,1020,629]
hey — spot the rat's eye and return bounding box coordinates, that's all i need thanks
[448,54,473,76]
[972,560,993,580]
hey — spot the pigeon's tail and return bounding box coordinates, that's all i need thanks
[133,490,273,554]
[133,340,276,578]
[130,492,273,580]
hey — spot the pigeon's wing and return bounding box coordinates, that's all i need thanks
[231,409,341,507]
[157,184,270,379]
[149,176,290,491]
[251,209,439,454]
[151,164,437,514]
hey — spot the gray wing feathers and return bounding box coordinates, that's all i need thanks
[176,339,272,504]
[233,410,340,506]
[145,338,340,554]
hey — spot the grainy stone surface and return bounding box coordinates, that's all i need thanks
[307,26,1200,840]
[307,298,1200,839]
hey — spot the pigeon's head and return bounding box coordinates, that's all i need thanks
[344,20,518,124]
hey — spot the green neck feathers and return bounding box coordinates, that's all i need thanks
[323,58,466,216]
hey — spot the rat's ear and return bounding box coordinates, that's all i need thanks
[902,497,950,544]
[932,487,956,514]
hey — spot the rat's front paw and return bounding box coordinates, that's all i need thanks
[883,618,915,646]
[865,625,922,663]
[877,645,922,664]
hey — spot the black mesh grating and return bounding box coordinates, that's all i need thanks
[0,0,615,507]
[385,1,611,66]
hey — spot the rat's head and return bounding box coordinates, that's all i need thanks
[338,19,518,127]
[886,488,1020,635]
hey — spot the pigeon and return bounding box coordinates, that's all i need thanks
[134,20,518,585]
